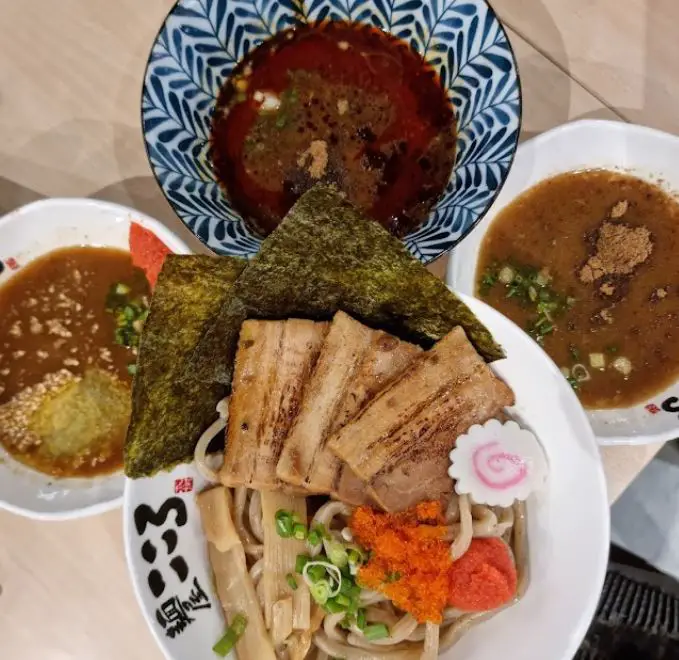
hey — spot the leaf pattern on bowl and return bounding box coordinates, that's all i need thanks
[142,0,521,261]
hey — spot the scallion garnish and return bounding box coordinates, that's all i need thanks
[295,554,311,574]
[307,524,326,547]
[275,510,294,538]
[324,597,345,613]
[310,580,332,605]
[286,573,298,591]
[306,564,327,583]
[479,261,575,344]
[326,540,348,568]
[363,623,390,641]
[212,612,248,656]
[292,522,307,540]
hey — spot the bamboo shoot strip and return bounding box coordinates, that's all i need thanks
[260,491,311,632]
[197,487,276,660]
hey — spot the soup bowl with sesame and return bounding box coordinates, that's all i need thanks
[449,119,679,445]
[0,198,191,520]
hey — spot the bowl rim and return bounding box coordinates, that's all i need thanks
[0,197,192,521]
[447,117,679,445]
[139,0,523,263]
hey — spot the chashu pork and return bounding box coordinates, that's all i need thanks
[276,311,420,504]
[328,326,514,512]
[220,319,328,491]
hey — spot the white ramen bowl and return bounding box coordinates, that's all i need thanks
[0,198,191,520]
[123,294,609,660]
[448,119,679,445]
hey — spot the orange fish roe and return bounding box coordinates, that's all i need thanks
[129,223,171,289]
[350,501,452,623]
[447,537,517,612]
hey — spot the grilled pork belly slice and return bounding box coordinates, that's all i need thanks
[328,326,514,511]
[276,311,420,501]
[220,319,327,490]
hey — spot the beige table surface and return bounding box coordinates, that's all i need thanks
[0,1,669,658]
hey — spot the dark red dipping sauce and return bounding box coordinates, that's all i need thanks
[210,21,457,237]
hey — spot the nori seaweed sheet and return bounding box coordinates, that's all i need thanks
[192,185,503,385]
[124,255,246,478]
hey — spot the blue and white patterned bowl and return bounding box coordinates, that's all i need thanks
[142,0,521,262]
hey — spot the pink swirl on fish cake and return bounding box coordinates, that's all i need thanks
[472,440,528,490]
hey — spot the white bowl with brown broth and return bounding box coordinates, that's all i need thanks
[0,198,191,520]
[448,119,679,445]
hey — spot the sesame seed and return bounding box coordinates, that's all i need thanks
[46,320,72,338]
[0,370,78,450]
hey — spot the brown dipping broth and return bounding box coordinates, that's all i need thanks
[0,246,149,476]
[211,21,456,238]
[477,170,679,409]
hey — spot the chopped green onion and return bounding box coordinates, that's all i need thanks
[127,363,138,376]
[605,344,619,355]
[335,593,351,608]
[339,578,361,598]
[275,510,294,538]
[213,613,248,656]
[310,580,332,605]
[307,528,322,546]
[115,282,131,295]
[295,554,311,574]
[363,623,390,641]
[292,522,307,540]
[324,597,346,614]
[571,364,591,382]
[307,564,327,583]
[286,573,298,591]
[566,376,580,392]
[326,541,348,568]
[347,549,363,565]
[569,344,580,361]
[357,609,367,630]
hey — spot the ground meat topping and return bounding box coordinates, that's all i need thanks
[579,221,653,284]
[297,139,329,180]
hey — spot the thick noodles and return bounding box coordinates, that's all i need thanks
[195,421,528,659]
